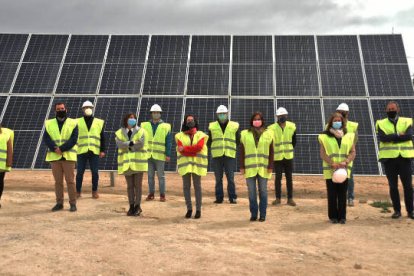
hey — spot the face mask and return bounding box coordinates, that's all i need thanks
[152,113,161,120]
[127,118,137,127]
[56,110,67,118]
[217,114,228,122]
[186,121,195,129]
[278,116,287,123]
[252,120,262,128]
[84,108,93,117]
[332,121,342,129]
[387,111,397,119]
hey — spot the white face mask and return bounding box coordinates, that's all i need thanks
[84,108,93,116]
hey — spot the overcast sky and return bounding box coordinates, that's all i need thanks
[0,0,413,76]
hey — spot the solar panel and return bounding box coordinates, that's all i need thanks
[274,36,316,64]
[12,130,42,168]
[190,36,230,64]
[294,135,323,174]
[12,63,60,94]
[319,64,366,96]
[365,64,413,96]
[23,34,68,63]
[0,96,8,116]
[0,34,28,62]
[231,98,274,131]
[106,35,149,64]
[64,35,109,63]
[233,36,273,63]
[317,35,361,64]
[187,64,229,95]
[0,62,18,93]
[138,97,184,171]
[143,63,187,95]
[360,35,408,64]
[56,63,102,94]
[275,64,319,96]
[231,64,273,96]
[353,135,380,175]
[99,63,144,94]
[147,35,189,64]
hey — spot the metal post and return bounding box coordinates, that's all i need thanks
[110,171,116,187]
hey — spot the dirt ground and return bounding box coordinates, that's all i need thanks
[1,171,414,275]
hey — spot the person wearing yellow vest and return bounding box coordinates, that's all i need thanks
[142,104,172,202]
[176,115,208,219]
[207,105,240,204]
[318,112,356,224]
[269,107,297,207]
[240,112,274,222]
[376,101,414,219]
[76,100,106,199]
[115,113,148,217]
[43,102,79,212]
[336,103,359,207]
[0,125,14,209]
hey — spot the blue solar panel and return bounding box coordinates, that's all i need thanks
[65,35,108,63]
[233,36,273,63]
[360,35,408,64]
[0,34,28,62]
[143,63,187,95]
[99,63,144,94]
[319,64,366,96]
[275,64,319,96]
[12,130,42,168]
[190,36,230,64]
[23,35,68,63]
[12,63,60,94]
[231,64,273,96]
[187,64,229,95]
[275,36,316,64]
[56,64,102,94]
[106,35,149,64]
[147,36,189,64]
[365,64,414,96]
[0,62,18,93]
[294,135,323,174]
[317,35,361,64]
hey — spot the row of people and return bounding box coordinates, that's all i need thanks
[0,101,412,223]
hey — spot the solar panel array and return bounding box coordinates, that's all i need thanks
[0,34,413,175]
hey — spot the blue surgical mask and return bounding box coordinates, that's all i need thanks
[127,118,137,127]
[217,114,228,122]
[332,121,342,129]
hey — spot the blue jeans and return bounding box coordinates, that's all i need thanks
[148,158,166,195]
[213,156,237,201]
[76,151,100,192]
[347,170,354,200]
[246,175,268,219]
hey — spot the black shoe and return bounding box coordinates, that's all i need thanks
[127,204,135,216]
[339,219,346,224]
[185,210,192,219]
[250,216,257,221]
[134,205,142,216]
[391,212,402,219]
[330,219,338,224]
[259,217,266,222]
[194,210,201,219]
[408,212,414,219]
[214,199,223,204]
[69,204,77,212]
[51,203,64,212]
[229,198,237,204]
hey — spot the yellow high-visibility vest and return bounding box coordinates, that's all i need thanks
[268,121,296,161]
[141,121,171,161]
[77,117,104,155]
[318,132,355,179]
[45,118,78,162]
[376,117,414,160]
[240,129,274,179]
[0,128,14,172]
[347,120,359,134]
[208,121,239,158]
[175,131,209,176]
[115,128,148,174]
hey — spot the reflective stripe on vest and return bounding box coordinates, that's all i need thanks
[77,117,104,155]
[241,129,273,179]
[318,133,355,180]
[269,121,296,161]
[141,121,171,161]
[115,128,148,174]
[0,128,14,171]
[175,131,209,176]
[45,118,78,162]
[376,117,414,160]
[208,121,239,158]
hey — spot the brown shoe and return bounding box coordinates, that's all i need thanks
[287,198,296,206]
[272,198,281,205]
[146,193,155,201]
[160,194,166,202]
[92,191,99,199]
[76,192,81,199]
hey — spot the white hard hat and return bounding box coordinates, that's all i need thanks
[332,168,348,183]
[150,104,162,112]
[82,100,94,108]
[216,105,228,113]
[276,107,288,116]
[336,103,349,112]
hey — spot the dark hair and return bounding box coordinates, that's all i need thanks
[325,112,347,134]
[122,113,137,128]
[249,111,265,128]
[55,102,65,109]
[181,114,199,131]
[386,101,400,111]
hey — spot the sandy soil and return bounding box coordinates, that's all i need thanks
[1,171,414,275]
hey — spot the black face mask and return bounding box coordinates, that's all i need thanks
[56,110,67,118]
[186,121,195,128]
[387,111,397,119]
[278,116,287,123]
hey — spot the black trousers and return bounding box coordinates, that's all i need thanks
[0,172,5,199]
[383,157,413,214]
[274,159,293,199]
[326,179,348,220]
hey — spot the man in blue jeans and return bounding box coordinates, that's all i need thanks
[141,104,172,202]
[207,105,240,204]
[76,101,106,199]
